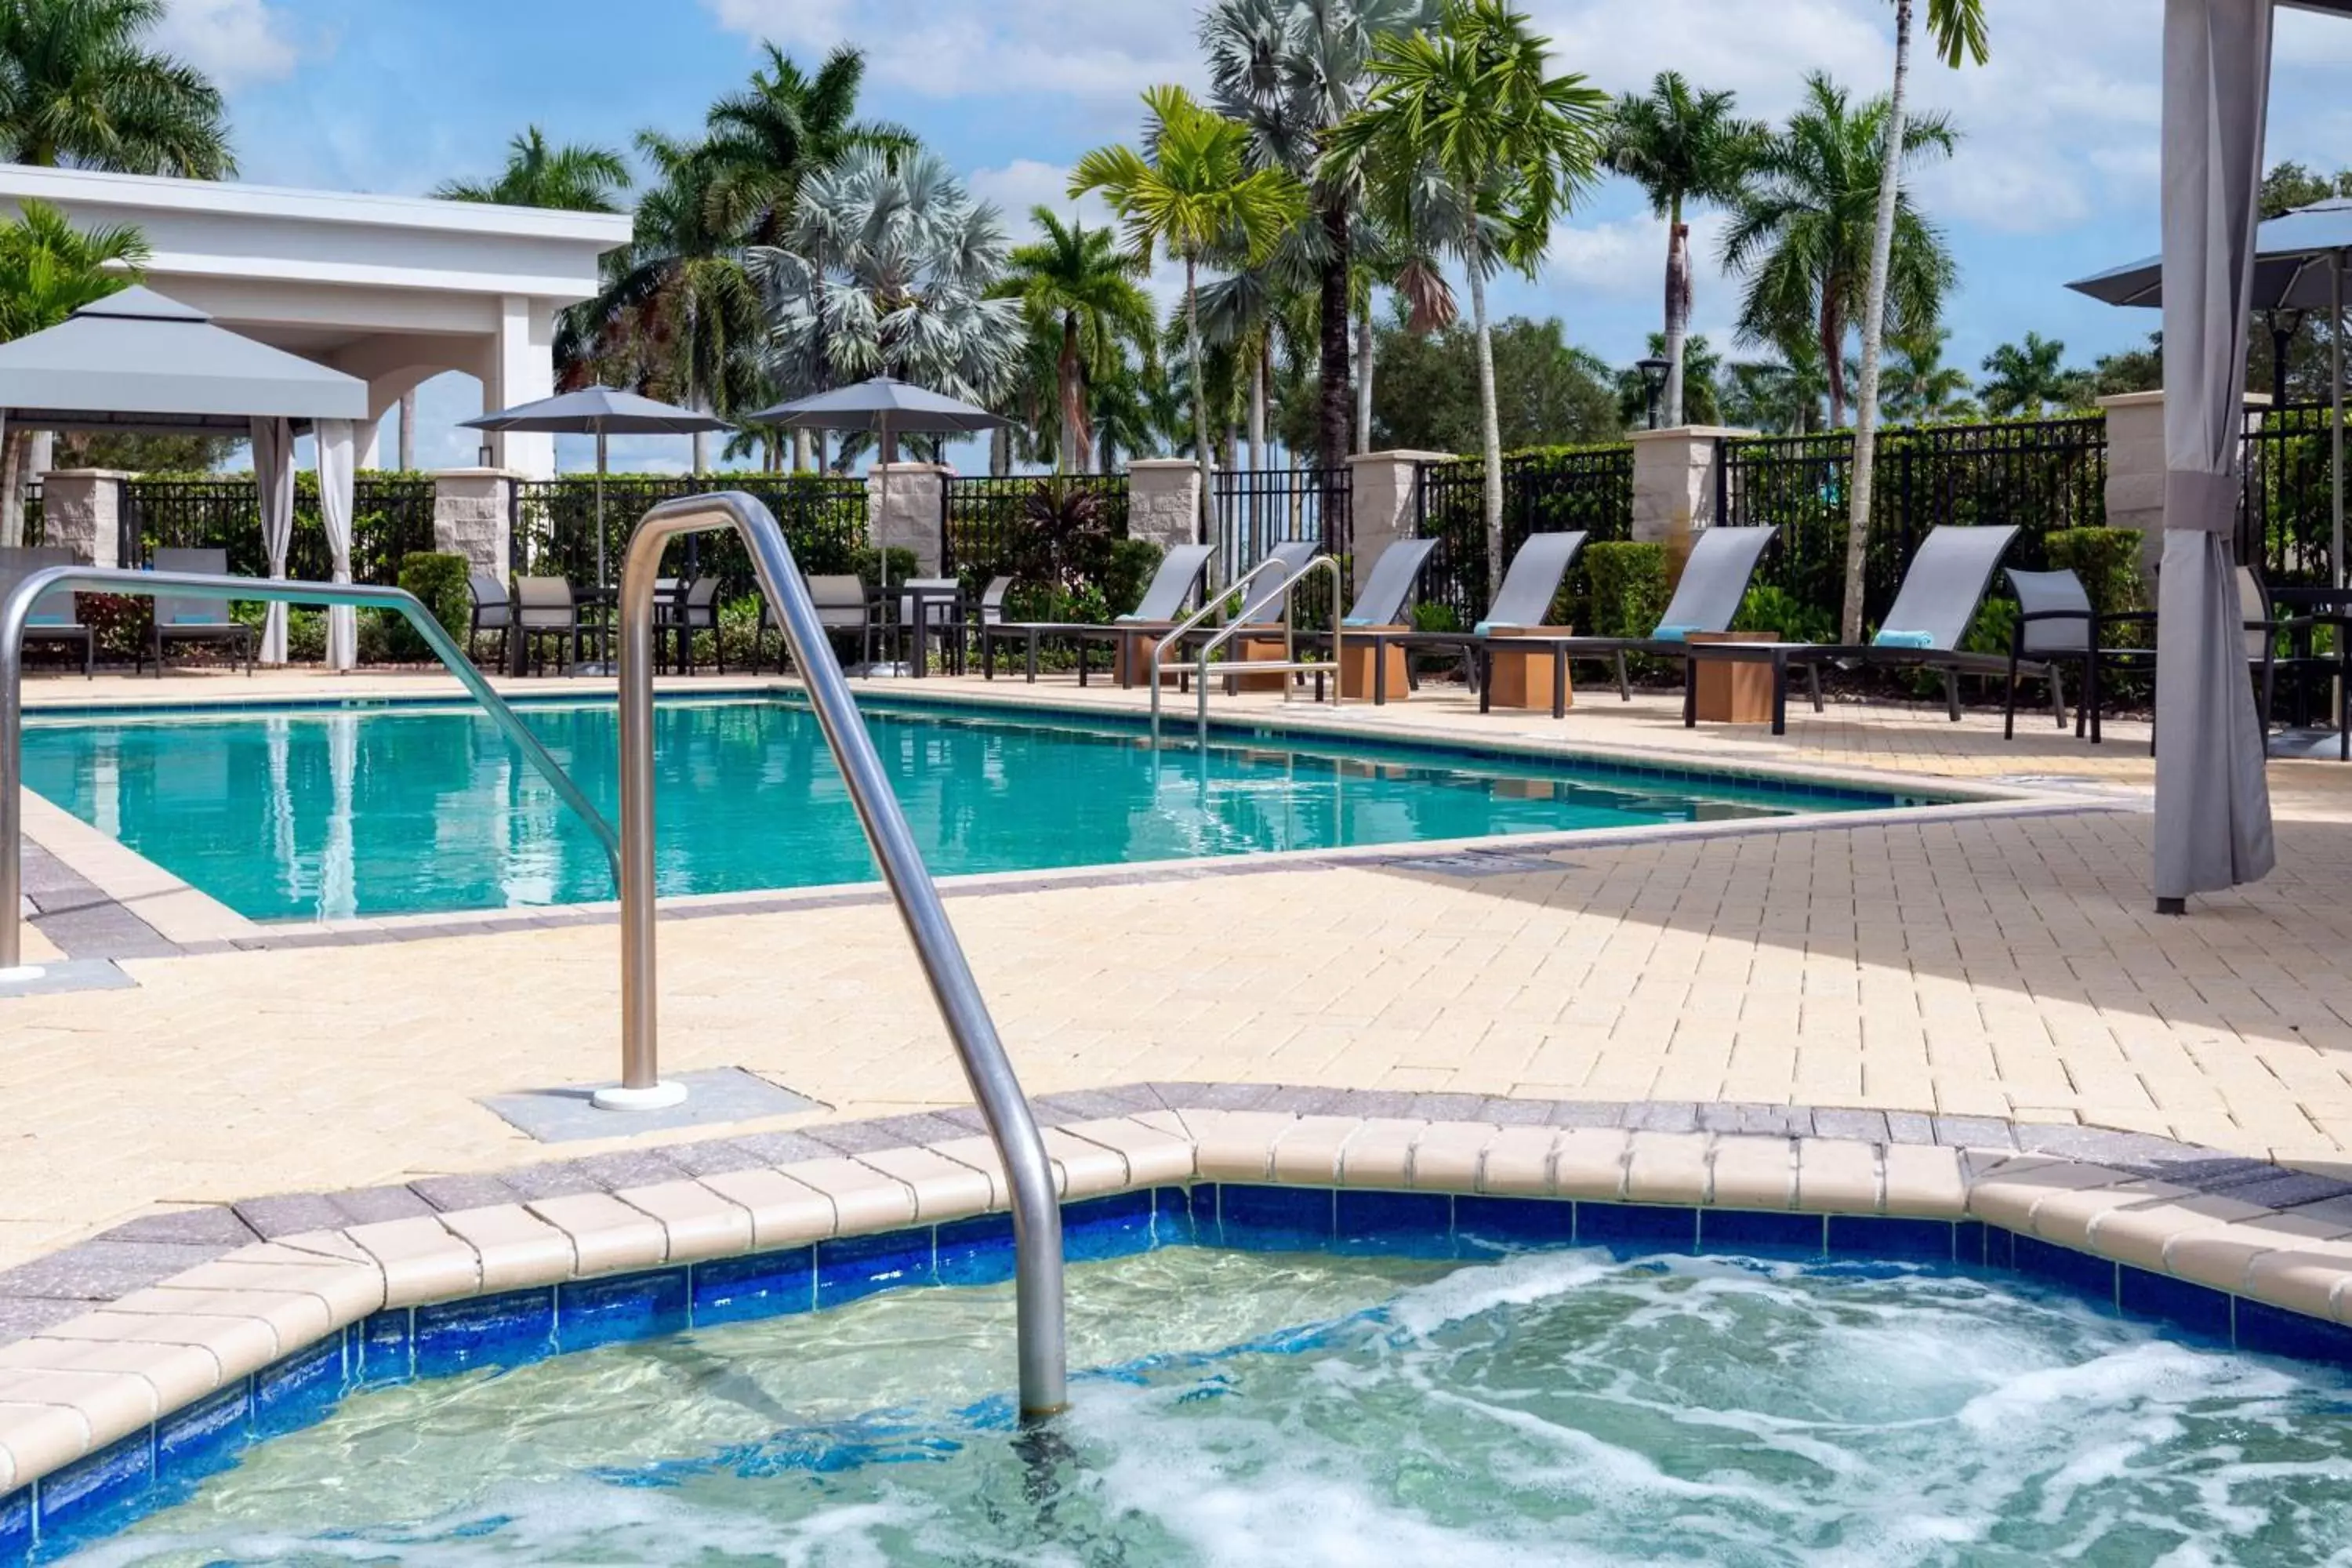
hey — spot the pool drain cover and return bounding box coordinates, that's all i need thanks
[1384,850,1570,878]
[479,1066,825,1143]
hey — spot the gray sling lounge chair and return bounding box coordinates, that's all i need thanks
[1350,530,1590,705]
[0,546,93,677]
[1292,537,1439,701]
[1679,524,2022,735]
[1478,525,1780,717]
[144,548,254,674]
[978,542,1215,683]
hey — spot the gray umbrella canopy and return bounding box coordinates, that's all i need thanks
[459,387,732,437]
[0,285,365,433]
[2069,201,2352,310]
[750,375,1010,435]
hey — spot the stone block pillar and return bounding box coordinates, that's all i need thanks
[2100,389,2270,578]
[39,470,136,566]
[1126,459,1208,557]
[1630,426,1753,579]
[432,469,518,574]
[868,463,949,576]
[1345,449,1454,593]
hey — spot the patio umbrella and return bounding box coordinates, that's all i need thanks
[2151,0,2282,912]
[2071,198,2352,588]
[748,375,1009,602]
[461,387,731,589]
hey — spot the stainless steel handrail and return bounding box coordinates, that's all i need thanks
[1189,554,1345,745]
[1146,554,1293,744]
[615,492,1069,1420]
[0,568,619,971]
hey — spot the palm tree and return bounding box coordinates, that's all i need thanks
[701,43,916,248]
[1073,85,1304,546]
[1721,74,1955,430]
[1349,217,1456,453]
[1201,0,1432,475]
[1602,73,1764,430]
[1324,0,1609,587]
[432,127,630,212]
[0,198,146,543]
[0,0,230,176]
[1842,0,1987,641]
[1882,327,1973,422]
[1978,332,2077,418]
[997,209,1156,474]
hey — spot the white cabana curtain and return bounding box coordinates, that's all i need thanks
[2154,0,2279,907]
[316,419,357,670]
[251,416,296,664]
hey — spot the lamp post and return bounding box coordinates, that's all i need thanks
[2266,308,2307,410]
[1635,357,1672,430]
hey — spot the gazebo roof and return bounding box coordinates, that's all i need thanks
[0,285,368,435]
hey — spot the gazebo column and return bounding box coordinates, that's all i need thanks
[484,295,556,479]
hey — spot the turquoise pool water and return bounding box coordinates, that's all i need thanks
[85,1247,2352,1566]
[20,695,1921,922]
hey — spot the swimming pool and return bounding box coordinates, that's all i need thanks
[20,695,1930,922]
[82,1242,2352,1565]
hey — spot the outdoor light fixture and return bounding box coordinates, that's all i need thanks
[1635,357,1672,430]
[2267,307,2308,408]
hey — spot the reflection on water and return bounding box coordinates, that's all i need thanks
[20,697,1889,921]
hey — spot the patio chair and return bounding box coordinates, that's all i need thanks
[1293,538,1439,702]
[1473,525,1780,716]
[1348,531,1590,704]
[1678,524,2022,735]
[514,575,598,675]
[887,576,965,674]
[656,574,726,674]
[2002,568,2158,745]
[978,543,1214,684]
[467,572,510,670]
[143,548,254,675]
[2239,565,2326,735]
[0,546,93,677]
[755,573,879,674]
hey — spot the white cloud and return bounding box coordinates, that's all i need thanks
[155,0,302,90]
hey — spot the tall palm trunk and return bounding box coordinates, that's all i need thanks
[1058,311,1086,474]
[1842,0,1913,643]
[1468,254,1503,593]
[1247,336,1266,476]
[1355,294,1374,455]
[398,390,417,470]
[1821,299,1849,431]
[1185,256,1212,551]
[0,432,24,550]
[1318,200,1353,466]
[793,429,811,471]
[1663,194,1692,428]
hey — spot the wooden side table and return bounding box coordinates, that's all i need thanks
[1340,626,1410,701]
[1486,627,1569,711]
[1229,630,1290,692]
[1686,630,1778,723]
[1112,622,1180,688]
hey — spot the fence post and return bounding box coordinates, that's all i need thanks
[1629,427,1754,581]
[38,470,137,568]
[431,467,520,576]
[1126,459,1208,560]
[2100,390,2271,579]
[1345,449,1454,594]
[866,462,950,577]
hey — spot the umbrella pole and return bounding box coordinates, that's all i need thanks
[596,429,609,591]
[2334,253,2345,591]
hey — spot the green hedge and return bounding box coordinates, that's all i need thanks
[391,552,472,660]
[2045,527,2145,618]
[1584,542,1668,640]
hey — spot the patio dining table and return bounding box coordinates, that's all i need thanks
[2270,586,2352,760]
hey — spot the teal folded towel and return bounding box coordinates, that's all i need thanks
[1341,615,1377,628]
[1474,620,1517,637]
[27,612,65,626]
[1873,629,1936,648]
[1650,624,1699,643]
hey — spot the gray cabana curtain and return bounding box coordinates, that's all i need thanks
[2155,0,2278,906]
[251,416,296,666]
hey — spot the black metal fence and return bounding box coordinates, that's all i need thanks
[1414,447,1635,626]
[512,474,868,598]
[1721,418,2109,629]
[119,475,437,584]
[2241,401,2343,586]
[1215,465,1351,580]
[942,474,1130,583]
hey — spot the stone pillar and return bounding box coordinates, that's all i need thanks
[1630,426,1754,579]
[1127,458,1208,556]
[39,470,135,567]
[485,294,557,478]
[2101,390,2270,578]
[867,462,949,576]
[431,469,518,574]
[1345,448,1454,593]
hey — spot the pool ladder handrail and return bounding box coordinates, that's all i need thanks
[614,491,1068,1420]
[0,566,621,975]
[1156,554,1345,748]
[1147,553,1341,746]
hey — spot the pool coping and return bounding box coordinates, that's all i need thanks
[5,1083,2352,1530]
[13,681,2110,960]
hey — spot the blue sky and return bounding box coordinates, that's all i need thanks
[160,0,2352,471]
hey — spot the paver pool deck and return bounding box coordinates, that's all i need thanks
[7,663,2352,1279]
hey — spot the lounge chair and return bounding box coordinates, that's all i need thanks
[1475,525,1780,717]
[1294,537,1439,702]
[468,572,510,669]
[1679,524,2022,735]
[0,546,93,677]
[2002,568,2157,745]
[978,543,1214,683]
[514,575,599,675]
[1348,531,1590,705]
[143,548,254,675]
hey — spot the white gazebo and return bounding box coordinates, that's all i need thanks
[0,163,631,477]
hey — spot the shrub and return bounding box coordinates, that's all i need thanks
[79,592,148,659]
[851,546,921,591]
[2045,527,2145,619]
[390,552,473,661]
[1733,583,1837,645]
[1583,541,1668,640]
[1102,538,1164,618]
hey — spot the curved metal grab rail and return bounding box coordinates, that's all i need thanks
[1185,554,1345,746]
[1146,553,1294,744]
[615,492,1069,1420]
[0,568,620,971]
